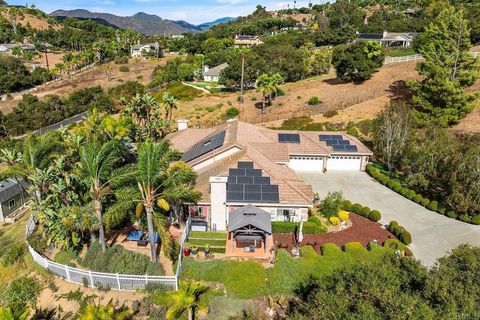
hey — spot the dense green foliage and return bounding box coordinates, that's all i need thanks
[1,277,42,309]
[0,56,51,94]
[287,245,480,319]
[81,241,164,275]
[319,191,343,218]
[272,216,327,234]
[407,6,480,126]
[333,40,385,82]
[0,243,25,266]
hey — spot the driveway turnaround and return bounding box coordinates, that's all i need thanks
[297,171,480,267]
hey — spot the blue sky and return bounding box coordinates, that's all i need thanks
[9,0,318,24]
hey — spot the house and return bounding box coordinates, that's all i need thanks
[203,63,228,82]
[0,43,36,53]
[0,179,29,223]
[234,35,264,48]
[356,31,420,47]
[167,119,372,232]
[131,43,160,57]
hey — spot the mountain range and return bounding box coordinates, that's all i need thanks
[50,9,236,36]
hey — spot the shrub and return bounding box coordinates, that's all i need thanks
[392,226,402,238]
[324,110,338,118]
[392,183,402,193]
[379,175,389,185]
[307,96,321,105]
[384,239,413,256]
[351,203,363,213]
[471,215,480,225]
[115,56,129,64]
[54,248,78,265]
[413,194,423,204]
[338,210,349,221]
[426,200,438,212]
[459,214,471,223]
[27,232,48,253]
[400,231,412,245]
[320,191,344,218]
[303,221,327,234]
[368,210,381,222]
[1,243,25,266]
[406,190,416,200]
[329,216,340,226]
[438,207,446,215]
[1,277,42,309]
[360,206,371,217]
[420,198,430,207]
[447,211,457,219]
[272,222,297,233]
[225,107,240,119]
[388,220,398,232]
[119,66,129,72]
[307,215,321,224]
[341,200,352,211]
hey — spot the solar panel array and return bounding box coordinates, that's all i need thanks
[319,134,358,152]
[182,130,226,162]
[278,133,300,144]
[226,161,280,203]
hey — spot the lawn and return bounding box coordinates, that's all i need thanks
[182,242,389,299]
[189,231,227,239]
[187,231,227,254]
[0,213,29,251]
[386,47,416,57]
[153,82,203,101]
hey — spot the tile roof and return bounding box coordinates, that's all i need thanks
[204,63,228,76]
[168,120,373,206]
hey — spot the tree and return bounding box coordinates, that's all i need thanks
[109,140,199,262]
[332,40,385,83]
[79,140,123,252]
[124,93,164,141]
[161,92,177,137]
[311,47,333,75]
[166,281,209,320]
[256,74,271,114]
[407,7,480,127]
[0,307,28,320]
[319,191,343,218]
[77,301,130,320]
[372,102,413,171]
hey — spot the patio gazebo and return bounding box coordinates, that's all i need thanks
[228,204,272,256]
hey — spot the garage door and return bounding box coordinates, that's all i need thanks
[326,156,361,171]
[289,156,324,172]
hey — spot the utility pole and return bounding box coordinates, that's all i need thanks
[240,54,245,103]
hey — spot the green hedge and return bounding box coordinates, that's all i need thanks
[81,242,164,275]
[344,202,382,223]
[366,164,477,225]
[387,220,412,245]
[272,219,326,234]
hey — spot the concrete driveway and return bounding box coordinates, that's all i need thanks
[297,171,480,267]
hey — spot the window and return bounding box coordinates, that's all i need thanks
[8,199,15,209]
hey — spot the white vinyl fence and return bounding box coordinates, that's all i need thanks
[26,215,192,291]
[384,52,480,65]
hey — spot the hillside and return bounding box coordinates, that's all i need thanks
[0,0,7,6]
[50,9,201,35]
[0,7,62,31]
[197,17,237,30]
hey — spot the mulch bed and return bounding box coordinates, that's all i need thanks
[273,213,395,255]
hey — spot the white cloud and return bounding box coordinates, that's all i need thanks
[216,0,247,4]
[99,0,116,5]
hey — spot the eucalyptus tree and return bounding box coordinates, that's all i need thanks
[108,139,199,262]
[79,140,123,252]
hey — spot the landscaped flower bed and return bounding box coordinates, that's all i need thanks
[366,163,480,225]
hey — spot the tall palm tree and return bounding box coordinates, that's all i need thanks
[0,133,61,204]
[79,140,123,252]
[109,140,199,262]
[161,92,177,137]
[268,73,284,104]
[166,281,209,320]
[256,74,271,114]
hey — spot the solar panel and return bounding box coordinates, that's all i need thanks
[319,134,332,141]
[245,169,262,177]
[229,168,246,176]
[237,176,254,184]
[244,192,262,202]
[245,184,261,193]
[182,130,226,162]
[345,145,358,152]
[326,140,341,146]
[278,133,300,144]
[331,134,343,140]
[227,176,237,184]
[237,161,254,169]
[262,192,280,202]
[338,140,351,145]
[261,184,278,193]
[227,192,244,201]
[227,184,244,192]
[332,145,347,151]
[254,177,270,184]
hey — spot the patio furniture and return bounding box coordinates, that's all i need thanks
[145,232,161,244]
[137,239,148,247]
[126,229,143,241]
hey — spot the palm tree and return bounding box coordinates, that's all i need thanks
[77,301,130,320]
[268,73,284,104]
[79,140,123,252]
[256,74,271,114]
[161,92,177,137]
[109,140,199,262]
[0,133,61,204]
[166,281,209,320]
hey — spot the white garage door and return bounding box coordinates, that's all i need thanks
[327,156,361,171]
[289,156,324,172]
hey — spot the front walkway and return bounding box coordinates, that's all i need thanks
[296,171,480,267]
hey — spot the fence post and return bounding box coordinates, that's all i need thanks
[175,275,179,291]
[89,270,94,288]
[65,265,71,282]
[116,273,121,290]
[145,274,148,286]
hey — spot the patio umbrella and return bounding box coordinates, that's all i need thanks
[298,218,304,243]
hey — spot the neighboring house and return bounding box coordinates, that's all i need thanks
[171,34,185,39]
[131,43,160,57]
[167,119,372,232]
[234,35,264,48]
[0,43,36,53]
[0,179,29,222]
[356,31,420,47]
[203,63,228,82]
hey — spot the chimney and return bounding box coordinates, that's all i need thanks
[209,176,228,231]
[177,119,188,131]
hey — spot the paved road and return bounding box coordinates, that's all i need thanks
[297,171,480,267]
